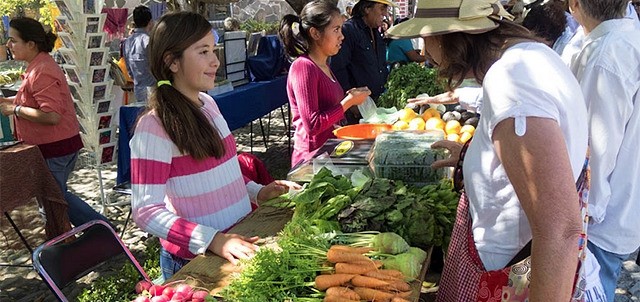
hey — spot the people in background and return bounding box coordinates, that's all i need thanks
[388,0,604,300]
[279,1,370,167]
[122,5,156,104]
[0,17,111,228]
[567,0,640,301]
[224,17,241,32]
[521,0,569,53]
[385,17,426,67]
[330,0,394,123]
[130,11,299,280]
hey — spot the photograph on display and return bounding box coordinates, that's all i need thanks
[97,113,112,129]
[96,100,111,114]
[90,65,109,83]
[63,65,82,86]
[86,33,105,49]
[58,48,78,66]
[92,83,108,102]
[87,48,107,66]
[84,14,105,34]
[54,0,75,20]
[83,0,96,14]
[73,101,86,119]
[58,33,76,51]
[99,128,115,145]
[54,16,74,35]
[68,82,83,102]
[99,143,116,165]
[78,121,87,134]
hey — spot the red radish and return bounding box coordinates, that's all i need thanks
[170,292,186,301]
[191,290,209,302]
[174,284,193,300]
[162,287,175,298]
[135,280,153,294]
[150,295,170,302]
[132,297,151,302]
[149,285,166,296]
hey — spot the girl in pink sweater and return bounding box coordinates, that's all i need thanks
[279,1,371,167]
[130,11,299,280]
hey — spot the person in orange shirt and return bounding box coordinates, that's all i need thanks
[0,17,111,227]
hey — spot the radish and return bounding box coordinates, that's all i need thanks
[191,290,209,302]
[169,292,186,301]
[174,284,193,300]
[132,296,151,302]
[162,286,175,298]
[150,295,170,302]
[148,285,166,296]
[135,280,153,294]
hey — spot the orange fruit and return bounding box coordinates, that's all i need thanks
[447,133,461,143]
[398,108,418,123]
[460,131,473,143]
[425,117,446,131]
[408,117,426,130]
[445,120,462,135]
[421,107,441,121]
[460,124,476,135]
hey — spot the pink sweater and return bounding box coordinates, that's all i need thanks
[287,55,345,166]
[130,93,262,259]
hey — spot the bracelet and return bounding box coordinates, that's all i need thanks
[13,105,21,117]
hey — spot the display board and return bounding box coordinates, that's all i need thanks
[53,0,115,166]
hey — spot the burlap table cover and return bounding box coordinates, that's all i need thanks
[0,143,72,239]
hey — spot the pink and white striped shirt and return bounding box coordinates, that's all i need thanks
[130,92,262,259]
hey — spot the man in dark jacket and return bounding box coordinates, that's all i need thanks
[330,0,395,123]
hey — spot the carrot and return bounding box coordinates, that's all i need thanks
[376,269,405,279]
[315,274,356,291]
[323,296,361,302]
[327,248,372,263]
[330,245,374,254]
[352,287,396,302]
[349,260,383,268]
[351,275,391,289]
[325,287,361,300]
[335,262,379,275]
[378,280,411,292]
[364,270,402,282]
[391,297,411,302]
[395,291,412,298]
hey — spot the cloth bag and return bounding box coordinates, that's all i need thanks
[437,141,591,302]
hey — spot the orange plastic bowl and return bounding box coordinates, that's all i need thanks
[333,123,392,140]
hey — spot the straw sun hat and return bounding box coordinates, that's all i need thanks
[355,0,398,8]
[386,0,514,38]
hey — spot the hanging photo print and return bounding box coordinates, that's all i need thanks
[63,65,83,87]
[98,143,117,165]
[84,14,105,34]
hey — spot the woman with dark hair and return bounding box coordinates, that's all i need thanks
[130,11,299,279]
[279,0,370,167]
[0,17,111,227]
[522,0,569,52]
[389,0,603,301]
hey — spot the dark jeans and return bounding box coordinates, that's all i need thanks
[159,247,190,280]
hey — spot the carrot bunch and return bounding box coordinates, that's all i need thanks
[315,245,413,302]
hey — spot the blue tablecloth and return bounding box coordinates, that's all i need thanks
[116,75,288,185]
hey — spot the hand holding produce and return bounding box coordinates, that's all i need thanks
[429,140,463,169]
[257,180,301,202]
[208,232,260,265]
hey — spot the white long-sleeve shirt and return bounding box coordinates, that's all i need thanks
[570,18,640,255]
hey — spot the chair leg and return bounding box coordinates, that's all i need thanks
[258,117,268,149]
[4,211,33,254]
[636,249,639,266]
[120,207,132,238]
[250,121,254,153]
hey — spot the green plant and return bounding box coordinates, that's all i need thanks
[76,239,162,302]
[239,19,279,35]
[377,63,446,109]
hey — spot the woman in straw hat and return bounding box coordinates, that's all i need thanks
[388,0,604,301]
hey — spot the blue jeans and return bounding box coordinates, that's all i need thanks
[587,241,629,302]
[159,247,190,280]
[45,152,111,227]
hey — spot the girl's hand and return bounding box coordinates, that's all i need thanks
[209,232,260,265]
[342,87,371,109]
[407,91,458,106]
[257,180,301,202]
[430,140,463,169]
[0,102,14,116]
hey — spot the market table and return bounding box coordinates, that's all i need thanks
[165,205,431,301]
[0,143,72,252]
[116,76,289,186]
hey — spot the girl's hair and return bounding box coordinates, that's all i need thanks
[279,0,340,58]
[438,19,541,90]
[9,17,57,53]
[147,11,225,160]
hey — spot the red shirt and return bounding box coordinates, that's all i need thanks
[13,52,83,158]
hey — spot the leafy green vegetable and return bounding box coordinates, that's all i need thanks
[377,63,445,109]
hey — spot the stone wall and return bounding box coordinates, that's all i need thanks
[231,0,295,23]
